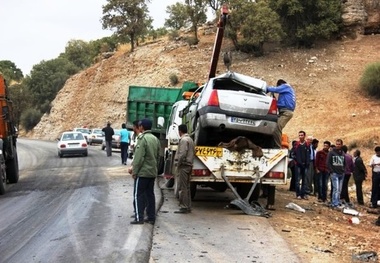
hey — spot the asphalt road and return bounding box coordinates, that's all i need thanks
[1,139,301,263]
[0,139,153,263]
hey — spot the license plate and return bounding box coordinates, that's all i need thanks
[230,117,256,125]
[195,146,223,157]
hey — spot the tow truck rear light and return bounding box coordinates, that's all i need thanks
[192,169,211,176]
[207,90,219,106]
[264,171,284,179]
[268,98,278,115]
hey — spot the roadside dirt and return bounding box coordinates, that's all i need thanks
[29,27,380,261]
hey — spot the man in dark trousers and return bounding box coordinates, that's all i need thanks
[174,124,195,214]
[353,149,367,205]
[129,118,160,224]
[102,121,114,157]
[267,79,296,149]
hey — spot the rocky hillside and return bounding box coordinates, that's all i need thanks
[30,30,380,145]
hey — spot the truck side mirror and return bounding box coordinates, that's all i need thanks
[157,117,165,128]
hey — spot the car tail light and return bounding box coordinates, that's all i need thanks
[207,90,219,106]
[268,98,278,115]
[192,169,211,176]
[81,143,87,147]
[60,144,66,149]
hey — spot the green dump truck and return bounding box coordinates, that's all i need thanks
[126,81,198,170]
[126,81,198,138]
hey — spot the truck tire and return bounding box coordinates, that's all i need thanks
[6,151,19,184]
[236,183,260,203]
[194,118,207,146]
[210,183,228,192]
[190,182,197,200]
[0,167,5,195]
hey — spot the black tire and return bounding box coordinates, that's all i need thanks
[194,118,207,146]
[210,183,228,192]
[6,151,19,184]
[0,167,5,195]
[236,183,260,203]
[83,151,88,157]
[190,182,197,200]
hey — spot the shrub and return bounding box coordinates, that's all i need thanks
[169,73,179,86]
[360,62,380,98]
[168,30,179,41]
[184,36,199,46]
[21,108,42,131]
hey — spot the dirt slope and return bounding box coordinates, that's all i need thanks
[29,30,380,261]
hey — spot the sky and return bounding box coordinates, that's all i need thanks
[0,0,179,76]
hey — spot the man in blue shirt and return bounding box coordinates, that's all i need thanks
[267,79,296,148]
[120,123,130,165]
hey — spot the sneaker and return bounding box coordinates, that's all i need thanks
[297,196,302,199]
[318,199,323,203]
[302,195,308,200]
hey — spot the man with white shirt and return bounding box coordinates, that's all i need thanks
[369,146,380,208]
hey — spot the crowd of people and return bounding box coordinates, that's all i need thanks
[286,131,380,211]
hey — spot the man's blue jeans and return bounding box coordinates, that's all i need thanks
[331,172,344,206]
[318,171,330,202]
[295,165,308,198]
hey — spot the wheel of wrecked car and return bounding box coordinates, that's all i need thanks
[0,166,6,195]
[6,150,19,184]
[194,118,207,146]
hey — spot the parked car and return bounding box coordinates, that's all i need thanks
[181,72,278,147]
[101,129,121,150]
[88,128,104,145]
[57,131,88,157]
[73,127,91,142]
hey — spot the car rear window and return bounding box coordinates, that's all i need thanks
[213,79,265,94]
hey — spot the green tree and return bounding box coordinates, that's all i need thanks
[25,58,79,115]
[101,0,152,52]
[185,0,208,43]
[239,1,283,55]
[0,60,24,84]
[61,40,93,69]
[8,82,31,128]
[225,0,282,55]
[269,0,342,47]
[165,2,189,30]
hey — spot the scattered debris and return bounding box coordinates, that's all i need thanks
[343,207,360,216]
[285,202,305,213]
[351,251,378,262]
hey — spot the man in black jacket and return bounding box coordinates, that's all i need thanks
[102,121,114,156]
[353,149,367,205]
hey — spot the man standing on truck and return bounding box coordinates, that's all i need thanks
[267,79,296,149]
[102,121,114,157]
[174,124,195,214]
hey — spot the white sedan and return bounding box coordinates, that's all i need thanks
[57,131,88,158]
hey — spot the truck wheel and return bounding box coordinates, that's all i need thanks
[0,167,5,195]
[194,118,207,146]
[6,152,19,184]
[190,182,197,200]
[210,183,228,192]
[236,183,260,203]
